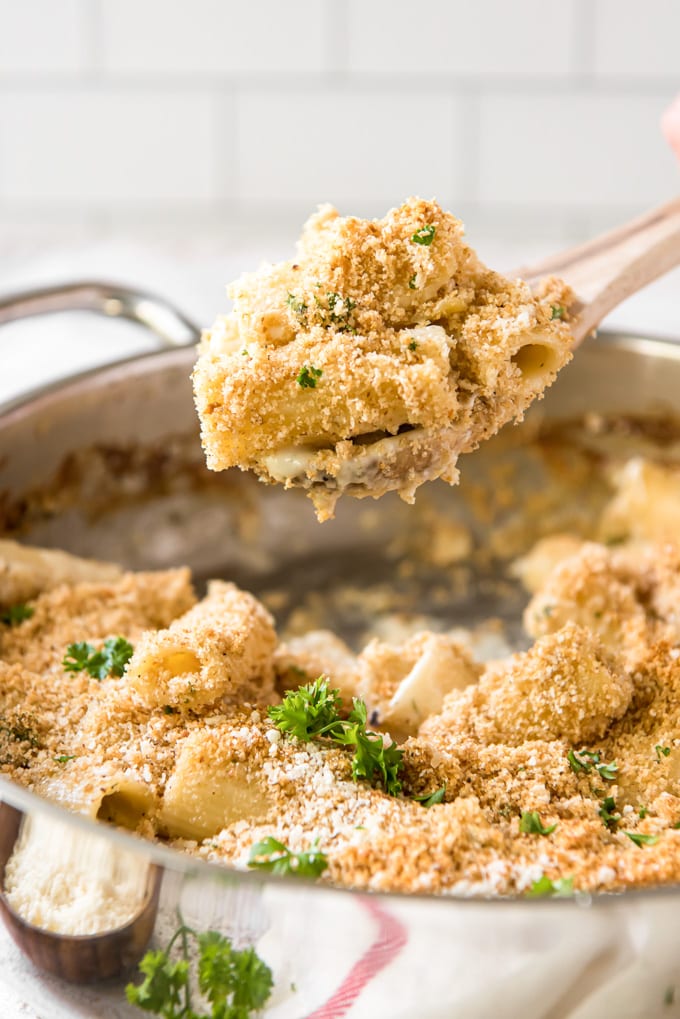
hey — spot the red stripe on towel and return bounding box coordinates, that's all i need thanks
[307,898,408,1019]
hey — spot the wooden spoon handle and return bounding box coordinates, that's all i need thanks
[511,196,680,345]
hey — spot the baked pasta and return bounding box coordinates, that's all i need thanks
[5,438,680,901]
[193,199,574,519]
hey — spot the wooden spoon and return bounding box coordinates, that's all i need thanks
[513,195,680,346]
[0,802,162,983]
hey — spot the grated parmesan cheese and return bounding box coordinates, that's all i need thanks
[4,813,151,936]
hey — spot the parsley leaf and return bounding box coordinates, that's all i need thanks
[625,831,659,847]
[408,273,417,289]
[599,795,621,831]
[104,636,135,677]
[327,292,356,326]
[248,836,328,878]
[408,339,418,351]
[197,931,273,1014]
[296,365,323,389]
[63,637,133,680]
[268,676,342,741]
[413,785,446,808]
[286,293,307,317]
[0,603,34,626]
[268,678,404,796]
[53,754,77,763]
[411,225,436,246]
[655,744,671,762]
[519,811,557,836]
[525,875,574,898]
[126,948,189,1015]
[550,304,566,320]
[567,748,617,782]
[337,715,403,796]
[126,918,273,1018]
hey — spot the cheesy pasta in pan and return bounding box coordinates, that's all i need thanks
[3,442,680,899]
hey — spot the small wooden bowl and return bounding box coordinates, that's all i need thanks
[0,801,163,983]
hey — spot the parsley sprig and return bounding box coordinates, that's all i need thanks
[268,678,403,796]
[526,875,574,898]
[248,836,328,878]
[519,811,557,836]
[126,916,273,1019]
[568,748,618,782]
[0,603,34,626]
[550,304,566,320]
[63,636,134,680]
[655,744,671,762]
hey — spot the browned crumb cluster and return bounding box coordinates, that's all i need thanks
[193,198,573,519]
[3,457,680,897]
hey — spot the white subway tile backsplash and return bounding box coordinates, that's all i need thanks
[593,0,680,78]
[0,0,87,74]
[236,88,463,209]
[478,91,678,208]
[0,0,676,244]
[347,0,575,77]
[100,0,327,75]
[0,89,220,203]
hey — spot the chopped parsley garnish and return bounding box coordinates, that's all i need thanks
[327,292,356,325]
[550,304,566,320]
[408,273,417,289]
[53,754,77,763]
[567,748,618,781]
[624,831,659,848]
[286,293,308,317]
[519,811,557,836]
[296,365,323,389]
[268,676,342,740]
[268,677,403,796]
[0,603,34,626]
[413,785,446,808]
[599,795,621,831]
[63,636,134,680]
[638,805,648,819]
[248,836,328,878]
[163,705,176,716]
[408,339,418,351]
[655,744,671,762]
[126,914,273,1018]
[411,224,436,246]
[0,713,41,748]
[525,875,574,898]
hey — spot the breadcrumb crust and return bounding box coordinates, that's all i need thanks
[4,521,680,898]
[193,199,573,518]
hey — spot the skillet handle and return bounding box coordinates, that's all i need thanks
[0,280,201,348]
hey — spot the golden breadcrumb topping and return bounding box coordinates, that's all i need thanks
[4,466,680,901]
[194,198,573,519]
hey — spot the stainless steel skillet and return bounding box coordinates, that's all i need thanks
[1,282,680,1018]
